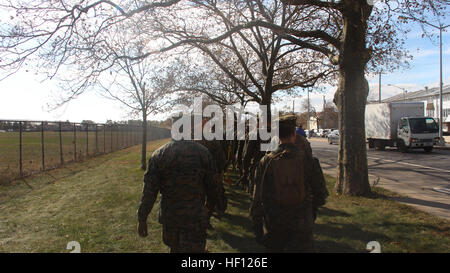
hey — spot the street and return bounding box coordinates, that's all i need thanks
[309,138,450,219]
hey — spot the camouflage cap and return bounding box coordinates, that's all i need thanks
[278,115,297,127]
[277,114,297,130]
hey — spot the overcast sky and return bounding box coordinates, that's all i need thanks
[0,9,449,123]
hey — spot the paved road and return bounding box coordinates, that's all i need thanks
[309,138,450,219]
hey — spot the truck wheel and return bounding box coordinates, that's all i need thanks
[375,140,385,151]
[424,147,433,153]
[398,140,408,153]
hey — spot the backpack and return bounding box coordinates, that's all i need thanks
[264,150,306,208]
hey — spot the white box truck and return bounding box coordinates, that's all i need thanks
[365,102,440,152]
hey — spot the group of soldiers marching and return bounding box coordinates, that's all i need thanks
[137,114,328,253]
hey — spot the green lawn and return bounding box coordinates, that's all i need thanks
[0,138,449,253]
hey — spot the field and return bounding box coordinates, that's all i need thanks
[0,130,141,184]
[0,138,449,253]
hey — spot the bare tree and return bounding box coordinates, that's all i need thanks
[275,0,447,196]
[165,55,252,109]
[99,56,175,169]
[96,26,176,169]
[148,0,337,118]
[0,0,448,196]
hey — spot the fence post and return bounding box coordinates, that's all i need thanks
[86,124,89,157]
[110,125,113,152]
[74,124,77,161]
[103,125,106,154]
[19,121,23,177]
[95,124,98,155]
[59,122,63,165]
[41,121,45,170]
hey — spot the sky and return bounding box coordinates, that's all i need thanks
[0,6,449,124]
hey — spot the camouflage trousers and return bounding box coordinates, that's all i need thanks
[262,206,315,253]
[248,163,258,197]
[162,224,207,253]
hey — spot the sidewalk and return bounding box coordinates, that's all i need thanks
[320,162,450,220]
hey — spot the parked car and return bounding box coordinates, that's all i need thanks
[309,129,318,137]
[328,130,339,145]
[443,124,449,136]
[316,129,324,137]
[322,129,331,138]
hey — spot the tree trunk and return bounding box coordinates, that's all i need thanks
[141,112,148,170]
[261,95,272,123]
[334,1,372,196]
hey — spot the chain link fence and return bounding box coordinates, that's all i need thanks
[0,120,170,184]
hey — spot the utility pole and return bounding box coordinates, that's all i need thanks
[307,90,310,130]
[323,95,326,129]
[379,72,382,103]
[388,84,408,103]
[398,16,449,146]
[439,25,446,145]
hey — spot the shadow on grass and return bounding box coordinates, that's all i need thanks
[314,223,391,253]
[220,230,265,253]
[318,207,351,218]
[391,196,450,210]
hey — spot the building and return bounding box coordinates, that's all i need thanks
[383,85,450,133]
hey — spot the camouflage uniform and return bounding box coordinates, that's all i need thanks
[137,140,219,253]
[195,139,227,214]
[294,134,329,222]
[236,139,245,176]
[243,130,269,197]
[250,116,328,252]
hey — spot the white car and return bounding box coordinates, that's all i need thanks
[316,129,324,137]
[328,130,339,145]
[322,129,332,138]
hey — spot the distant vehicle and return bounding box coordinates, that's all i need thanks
[322,129,332,138]
[328,130,339,145]
[444,122,449,136]
[316,129,324,137]
[365,102,439,153]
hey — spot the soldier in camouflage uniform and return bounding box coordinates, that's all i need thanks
[250,115,328,252]
[243,121,271,197]
[195,133,228,218]
[137,119,219,253]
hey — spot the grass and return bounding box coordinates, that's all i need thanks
[0,138,449,253]
[0,131,141,184]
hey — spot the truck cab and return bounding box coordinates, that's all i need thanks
[397,117,440,152]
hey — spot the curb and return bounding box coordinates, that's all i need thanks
[434,145,450,150]
[319,162,450,220]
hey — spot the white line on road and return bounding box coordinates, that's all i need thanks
[312,145,450,174]
[367,156,450,174]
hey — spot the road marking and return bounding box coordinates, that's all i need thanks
[312,144,450,174]
[367,156,450,174]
